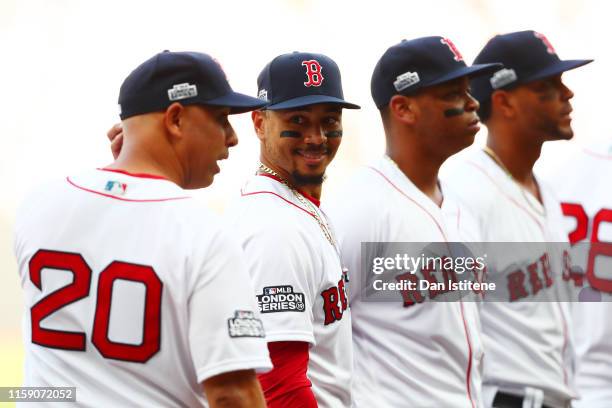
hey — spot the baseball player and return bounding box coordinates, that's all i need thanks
[325,36,501,408]
[441,31,592,408]
[541,139,612,408]
[14,51,272,407]
[223,52,360,407]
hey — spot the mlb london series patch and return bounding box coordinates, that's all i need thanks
[257,285,306,313]
[227,310,265,338]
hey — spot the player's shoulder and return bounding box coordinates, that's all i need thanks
[68,169,225,233]
[541,139,612,178]
[581,138,612,162]
[441,146,502,208]
[225,175,316,242]
[327,157,415,206]
[15,174,74,225]
[325,160,392,222]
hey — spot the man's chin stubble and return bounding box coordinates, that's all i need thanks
[292,171,326,187]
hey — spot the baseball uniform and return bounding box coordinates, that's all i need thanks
[224,172,352,408]
[441,147,576,408]
[542,140,612,408]
[325,156,484,408]
[14,169,271,407]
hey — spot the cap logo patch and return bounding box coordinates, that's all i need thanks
[302,59,324,87]
[168,83,198,101]
[490,68,518,89]
[440,38,464,62]
[394,71,420,91]
[258,89,268,101]
[534,32,556,55]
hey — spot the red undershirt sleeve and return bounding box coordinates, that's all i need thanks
[257,341,318,408]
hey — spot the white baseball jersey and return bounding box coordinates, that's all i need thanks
[442,147,576,407]
[224,173,352,408]
[325,156,484,408]
[14,169,271,408]
[541,140,612,408]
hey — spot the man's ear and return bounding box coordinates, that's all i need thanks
[251,110,267,142]
[491,90,516,120]
[388,94,418,125]
[164,102,185,141]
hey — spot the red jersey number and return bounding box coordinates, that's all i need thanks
[28,249,163,363]
[561,204,612,292]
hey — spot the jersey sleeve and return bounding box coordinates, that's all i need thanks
[188,227,272,383]
[241,222,318,344]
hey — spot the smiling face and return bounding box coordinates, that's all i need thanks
[180,105,237,188]
[253,103,343,187]
[509,74,575,141]
[411,76,481,158]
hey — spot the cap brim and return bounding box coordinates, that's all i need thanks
[265,94,360,110]
[205,91,269,114]
[523,59,593,83]
[426,63,504,88]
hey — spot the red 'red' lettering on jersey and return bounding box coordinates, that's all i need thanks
[338,278,348,311]
[302,60,324,87]
[440,38,464,62]
[507,252,555,301]
[534,32,556,55]
[321,278,348,325]
[540,253,554,288]
[527,260,543,296]
[507,269,529,301]
[420,260,442,299]
[395,272,424,307]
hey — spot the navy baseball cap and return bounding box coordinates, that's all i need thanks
[256,51,360,110]
[118,51,267,120]
[471,30,593,109]
[371,36,502,108]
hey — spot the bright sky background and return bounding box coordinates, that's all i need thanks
[0,0,608,388]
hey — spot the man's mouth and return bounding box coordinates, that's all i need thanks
[296,148,328,164]
[467,118,480,132]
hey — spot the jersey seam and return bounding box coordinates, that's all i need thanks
[367,166,449,241]
[66,177,190,202]
[464,161,546,235]
[240,189,316,219]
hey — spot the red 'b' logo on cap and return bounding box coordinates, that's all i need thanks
[440,38,464,62]
[534,32,556,55]
[302,60,324,87]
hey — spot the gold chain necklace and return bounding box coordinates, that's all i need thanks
[257,162,338,249]
[482,146,546,217]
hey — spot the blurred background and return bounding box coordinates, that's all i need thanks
[0,0,608,402]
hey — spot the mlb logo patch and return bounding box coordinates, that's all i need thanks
[104,180,127,195]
